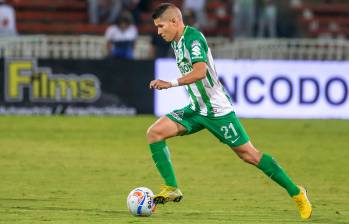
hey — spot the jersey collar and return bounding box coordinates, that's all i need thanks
[174,25,188,46]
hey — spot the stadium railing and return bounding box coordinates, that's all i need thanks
[0,35,106,59]
[0,35,348,60]
[214,38,349,60]
[0,35,152,59]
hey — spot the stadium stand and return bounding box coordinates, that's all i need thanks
[1,0,348,60]
[8,0,109,34]
[8,0,233,37]
[5,0,349,38]
[292,0,349,38]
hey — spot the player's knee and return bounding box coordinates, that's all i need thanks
[146,125,164,143]
[239,152,260,166]
[234,144,262,166]
[241,155,258,165]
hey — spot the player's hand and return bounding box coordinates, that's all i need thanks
[149,79,172,90]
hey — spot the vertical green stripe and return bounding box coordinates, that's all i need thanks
[187,85,200,111]
[196,81,213,116]
[206,71,214,87]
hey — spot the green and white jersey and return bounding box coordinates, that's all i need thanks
[171,26,234,117]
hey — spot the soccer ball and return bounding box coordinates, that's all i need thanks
[127,187,156,216]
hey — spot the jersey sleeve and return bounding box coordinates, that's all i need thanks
[186,33,208,64]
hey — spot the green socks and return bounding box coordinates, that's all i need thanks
[257,153,300,197]
[149,142,298,196]
[149,140,178,188]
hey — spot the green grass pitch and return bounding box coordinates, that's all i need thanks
[0,116,348,223]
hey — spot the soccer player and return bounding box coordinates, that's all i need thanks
[147,3,312,220]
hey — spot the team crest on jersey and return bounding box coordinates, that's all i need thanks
[175,40,184,62]
[176,48,184,62]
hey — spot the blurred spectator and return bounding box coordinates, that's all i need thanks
[123,0,141,25]
[150,33,172,58]
[183,0,207,28]
[257,0,277,38]
[88,0,122,24]
[233,0,256,38]
[0,0,17,36]
[104,11,138,59]
[183,9,200,29]
[276,0,299,37]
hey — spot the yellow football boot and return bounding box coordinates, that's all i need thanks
[153,185,183,204]
[293,186,312,220]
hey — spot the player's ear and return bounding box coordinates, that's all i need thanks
[170,17,177,25]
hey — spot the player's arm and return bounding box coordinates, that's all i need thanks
[177,62,207,85]
[149,62,206,90]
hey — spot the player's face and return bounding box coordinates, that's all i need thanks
[154,18,177,42]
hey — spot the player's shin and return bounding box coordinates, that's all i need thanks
[149,140,178,187]
[257,153,300,197]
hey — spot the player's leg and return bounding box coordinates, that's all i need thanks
[147,106,204,204]
[202,112,311,219]
[229,141,262,165]
[147,116,185,204]
[147,115,186,143]
[231,142,300,196]
[231,142,312,220]
[147,116,186,188]
[201,111,300,196]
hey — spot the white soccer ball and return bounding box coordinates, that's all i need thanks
[127,187,156,216]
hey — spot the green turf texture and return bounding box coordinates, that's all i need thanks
[0,116,348,223]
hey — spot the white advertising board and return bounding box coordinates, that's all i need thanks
[155,59,349,119]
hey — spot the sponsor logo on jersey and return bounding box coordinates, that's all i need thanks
[191,40,204,59]
[191,40,202,57]
[178,61,193,74]
[191,40,200,48]
[192,46,201,57]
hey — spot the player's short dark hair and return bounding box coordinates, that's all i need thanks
[152,3,174,19]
